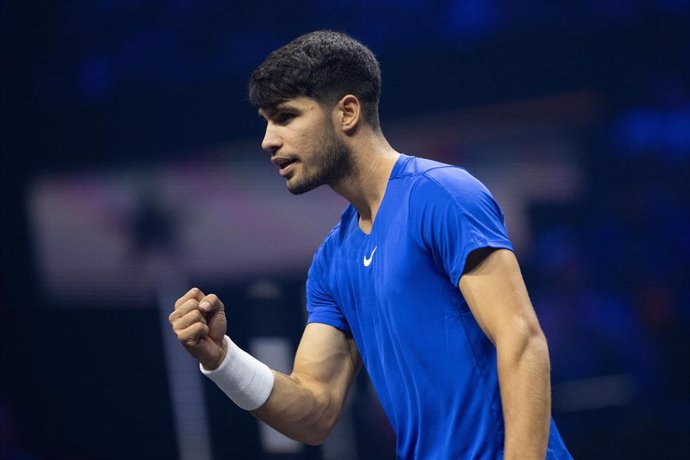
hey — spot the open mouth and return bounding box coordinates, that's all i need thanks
[274,157,298,177]
[275,158,296,169]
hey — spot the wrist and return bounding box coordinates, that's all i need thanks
[200,336,274,411]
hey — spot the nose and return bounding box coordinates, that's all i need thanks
[261,123,281,153]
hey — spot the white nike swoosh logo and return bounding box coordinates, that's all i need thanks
[363,246,377,267]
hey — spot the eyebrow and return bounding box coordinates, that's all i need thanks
[258,103,300,120]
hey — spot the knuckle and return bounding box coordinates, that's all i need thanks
[174,287,201,309]
[183,299,199,311]
[178,309,203,328]
[176,324,199,342]
[185,310,197,320]
[182,323,206,345]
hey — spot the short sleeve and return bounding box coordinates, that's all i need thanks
[414,167,513,286]
[305,244,351,333]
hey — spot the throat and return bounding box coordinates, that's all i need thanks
[358,216,374,235]
[352,179,389,235]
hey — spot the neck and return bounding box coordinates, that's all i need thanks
[331,132,400,231]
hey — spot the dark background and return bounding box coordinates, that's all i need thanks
[2,1,689,459]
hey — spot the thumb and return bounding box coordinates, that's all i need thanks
[198,293,227,343]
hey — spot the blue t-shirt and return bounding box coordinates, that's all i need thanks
[306,155,571,459]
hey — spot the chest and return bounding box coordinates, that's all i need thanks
[329,199,449,327]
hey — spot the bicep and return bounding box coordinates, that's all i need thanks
[291,323,361,397]
[458,249,542,345]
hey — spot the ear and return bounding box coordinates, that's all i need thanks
[334,94,361,133]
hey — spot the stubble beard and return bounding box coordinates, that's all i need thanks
[287,124,354,195]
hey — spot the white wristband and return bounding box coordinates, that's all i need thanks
[200,336,274,411]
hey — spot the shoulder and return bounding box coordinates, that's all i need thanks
[401,157,507,237]
[401,157,493,208]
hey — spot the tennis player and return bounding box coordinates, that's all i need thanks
[169,30,572,459]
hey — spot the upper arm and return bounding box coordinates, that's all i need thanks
[291,323,361,403]
[458,248,544,346]
[298,240,359,418]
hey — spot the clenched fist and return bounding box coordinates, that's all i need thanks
[169,287,228,370]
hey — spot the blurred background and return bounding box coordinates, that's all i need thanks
[1,1,689,459]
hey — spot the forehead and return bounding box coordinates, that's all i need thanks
[258,96,322,118]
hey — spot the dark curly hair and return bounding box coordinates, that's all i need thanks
[249,30,382,129]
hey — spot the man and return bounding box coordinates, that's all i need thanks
[169,31,572,459]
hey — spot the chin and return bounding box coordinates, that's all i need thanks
[287,176,321,195]
[287,183,310,195]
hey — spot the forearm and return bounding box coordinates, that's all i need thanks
[496,325,551,460]
[202,325,358,446]
[203,340,341,445]
[252,371,341,445]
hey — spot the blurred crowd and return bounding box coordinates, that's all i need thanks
[526,71,690,458]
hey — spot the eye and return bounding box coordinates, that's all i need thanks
[274,111,296,125]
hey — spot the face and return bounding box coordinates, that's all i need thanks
[259,97,353,195]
